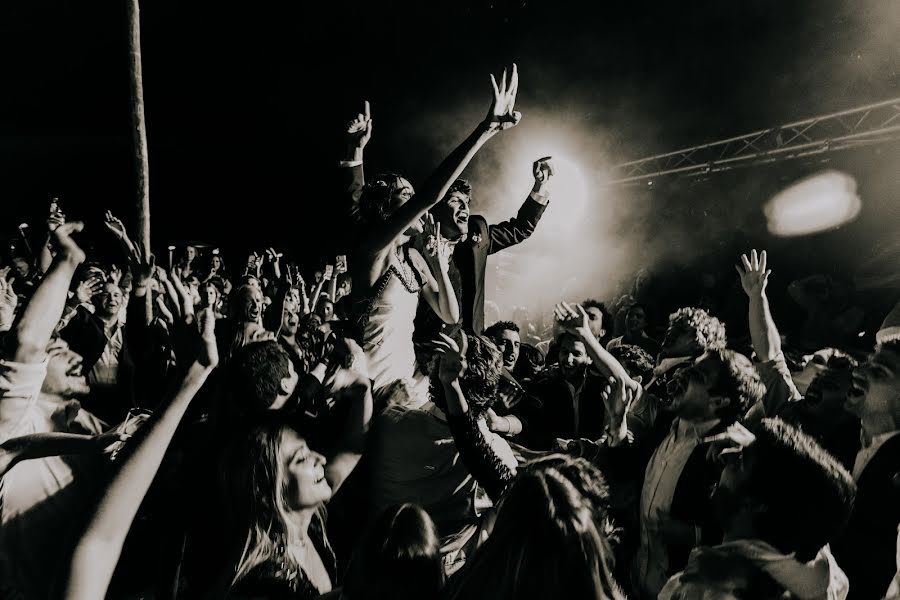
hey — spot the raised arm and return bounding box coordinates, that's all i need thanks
[414,215,460,324]
[555,302,640,445]
[38,201,66,274]
[63,309,218,600]
[433,333,516,503]
[341,101,372,220]
[487,156,554,255]
[8,222,85,364]
[737,250,800,415]
[362,65,522,254]
[320,338,373,495]
[737,249,780,361]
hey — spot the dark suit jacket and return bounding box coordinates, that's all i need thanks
[413,196,547,346]
[525,365,610,449]
[832,433,900,600]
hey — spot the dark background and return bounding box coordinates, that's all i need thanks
[1,0,898,334]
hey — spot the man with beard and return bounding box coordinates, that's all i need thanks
[0,222,120,598]
[632,347,764,599]
[482,320,542,440]
[832,329,900,599]
[659,418,856,600]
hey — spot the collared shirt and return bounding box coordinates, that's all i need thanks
[88,325,123,388]
[852,429,900,481]
[0,359,104,599]
[635,417,720,599]
[564,372,588,435]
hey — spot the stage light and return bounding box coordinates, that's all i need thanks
[539,155,588,233]
[764,170,861,237]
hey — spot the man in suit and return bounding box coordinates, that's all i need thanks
[832,334,900,599]
[631,347,764,599]
[337,101,550,335]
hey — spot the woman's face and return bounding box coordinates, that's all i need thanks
[211,255,222,270]
[279,429,332,510]
[203,283,219,308]
[186,246,197,261]
[317,300,334,321]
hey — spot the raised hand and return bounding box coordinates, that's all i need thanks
[736,249,770,297]
[433,333,468,384]
[52,221,86,264]
[0,274,18,329]
[532,156,555,184]
[196,307,219,368]
[484,64,522,132]
[108,265,123,286]
[322,265,334,281]
[421,213,451,272]
[48,204,66,232]
[600,374,642,445]
[346,100,373,155]
[553,301,590,334]
[704,421,757,463]
[103,211,127,239]
[74,275,104,305]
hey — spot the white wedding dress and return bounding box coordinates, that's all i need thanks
[361,246,428,399]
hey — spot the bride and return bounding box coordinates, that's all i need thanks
[352,65,522,397]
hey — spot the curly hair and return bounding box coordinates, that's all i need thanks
[668,307,727,352]
[609,344,654,382]
[229,341,293,413]
[429,334,503,419]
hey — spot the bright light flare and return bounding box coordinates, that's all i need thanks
[764,170,861,237]
[538,155,588,233]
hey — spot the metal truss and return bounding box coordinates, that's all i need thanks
[608,98,900,185]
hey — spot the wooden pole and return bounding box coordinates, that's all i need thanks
[127,0,151,257]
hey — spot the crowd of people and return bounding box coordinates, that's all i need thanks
[1,64,899,600]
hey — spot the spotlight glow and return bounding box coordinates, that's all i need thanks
[539,155,588,233]
[764,170,861,237]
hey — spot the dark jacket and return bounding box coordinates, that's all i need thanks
[525,365,611,449]
[832,433,900,600]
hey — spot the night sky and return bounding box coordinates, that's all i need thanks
[1,0,898,325]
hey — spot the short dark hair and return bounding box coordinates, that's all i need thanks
[484,320,519,339]
[360,172,406,221]
[581,299,611,325]
[444,179,473,202]
[745,418,856,561]
[706,349,765,423]
[609,344,654,382]
[229,341,292,412]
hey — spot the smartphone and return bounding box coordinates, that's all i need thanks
[324,265,334,280]
[335,255,348,273]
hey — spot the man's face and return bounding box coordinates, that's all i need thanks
[239,286,264,324]
[667,352,725,421]
[493,328,521,371]
[625,306,646,334]
[662,321,699,358]
[782,366,855,435]
[846,345,900,420]
[282,301,300,336]
[41,339,90,399]
[93,283,123,318]
[12,258,30,278]
[559,336,591,379]
[435,190,471,240]
[584,306,606,339]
